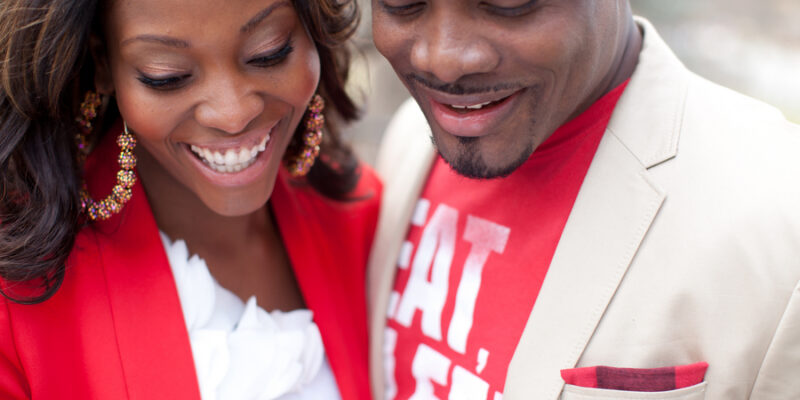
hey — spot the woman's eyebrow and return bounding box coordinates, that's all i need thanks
[121,35,190,48]
[119,1,292,48]
[241,0,291,33]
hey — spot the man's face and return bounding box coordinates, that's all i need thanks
[373,0,625,178]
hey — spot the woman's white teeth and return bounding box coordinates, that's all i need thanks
[451,101,493,111]
[225,151,237,165]
[190,134,270,173]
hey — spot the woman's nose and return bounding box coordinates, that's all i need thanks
[194,73,264,134]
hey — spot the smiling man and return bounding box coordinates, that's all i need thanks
[367,1,800,399]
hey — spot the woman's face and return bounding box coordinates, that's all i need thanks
[97,0,320,216]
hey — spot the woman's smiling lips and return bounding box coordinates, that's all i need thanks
[189,133,270,173]
[426,88,524,138]
[182,123,280,187]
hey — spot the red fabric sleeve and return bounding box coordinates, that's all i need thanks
[0,299,31,399]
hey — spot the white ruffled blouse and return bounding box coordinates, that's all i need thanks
[160,233,341,400]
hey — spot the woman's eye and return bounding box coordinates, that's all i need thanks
[481,0,538,17]
[249,39,294,68]
[380,1,425,16]
[137,74,190,91]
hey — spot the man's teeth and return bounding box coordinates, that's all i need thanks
[190,134,270,173]
[450,101,493,111]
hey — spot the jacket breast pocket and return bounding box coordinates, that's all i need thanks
[560,382,707,400]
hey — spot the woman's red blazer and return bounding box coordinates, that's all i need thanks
[0,130,380,399]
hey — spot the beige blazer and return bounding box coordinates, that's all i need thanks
[367,19,800,400]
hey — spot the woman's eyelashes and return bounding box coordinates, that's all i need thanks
[379,1,425,16]
[137,74,191,90]
[248,39,294,67]
[137,39,295,91]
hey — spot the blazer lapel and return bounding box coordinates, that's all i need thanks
[503,18,688,400]
[503,131,666,399]
[86,127,201,399]
[367,100,436,400]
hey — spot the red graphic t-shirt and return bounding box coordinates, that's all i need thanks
[384,83,628,400]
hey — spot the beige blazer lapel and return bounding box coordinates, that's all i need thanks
[503,18,689,400]
[367,100,436,400]
[502,132,667,399]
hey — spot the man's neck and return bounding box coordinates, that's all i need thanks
[564,13,642,126]
[604,15,643,94]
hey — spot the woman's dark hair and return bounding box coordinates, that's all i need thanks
[0,0,362,303]
[291,0,361,197]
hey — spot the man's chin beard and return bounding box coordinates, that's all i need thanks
[435,135,532,180]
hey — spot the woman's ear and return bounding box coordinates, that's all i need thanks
[90,34,114,95]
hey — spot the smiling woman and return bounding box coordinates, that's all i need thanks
[0,0,377,399]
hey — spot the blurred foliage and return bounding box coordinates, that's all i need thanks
[633,0,800,122]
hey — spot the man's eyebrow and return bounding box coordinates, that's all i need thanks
[241,0,292,33]
[121,35,190,48]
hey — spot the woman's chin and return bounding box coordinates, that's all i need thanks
[198,180,277,218]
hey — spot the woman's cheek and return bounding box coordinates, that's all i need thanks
[288,39,321,118]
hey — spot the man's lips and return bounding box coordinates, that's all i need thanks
[426,89,524,138]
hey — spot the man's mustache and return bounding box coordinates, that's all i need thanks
[405,74,524,96]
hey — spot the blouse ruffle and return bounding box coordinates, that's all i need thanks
[160,233,340,400]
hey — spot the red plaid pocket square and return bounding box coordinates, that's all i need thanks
[561,362,708,392]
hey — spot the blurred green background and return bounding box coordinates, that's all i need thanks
[346,1,800,164]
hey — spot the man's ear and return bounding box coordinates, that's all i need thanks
[90,34,114,95]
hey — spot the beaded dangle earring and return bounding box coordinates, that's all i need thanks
[286,94,325,177]
[75,91,101,164]
[75,91,138,221]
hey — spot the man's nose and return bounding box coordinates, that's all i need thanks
[410,21,499,84]
[194,73,263,134]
